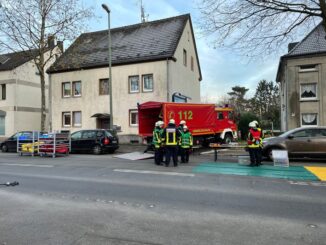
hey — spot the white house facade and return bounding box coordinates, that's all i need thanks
[0,46,60,140]
[48,14,202,143]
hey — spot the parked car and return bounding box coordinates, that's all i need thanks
[0,131,39,152]
[70,129,119,154]
[262,126,326,160]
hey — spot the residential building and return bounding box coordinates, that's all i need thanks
[0,44,61,140]
[48,14,202,143]
[277,24,326,131]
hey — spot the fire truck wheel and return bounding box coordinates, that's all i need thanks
[223,134,233,144]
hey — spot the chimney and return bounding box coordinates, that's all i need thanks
[288,42,299,52]
[47,35,56,48]
[57,41,64,52]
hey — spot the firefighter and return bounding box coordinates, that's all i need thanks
[178,120,186,133]
[179,125,193,163]
[161,119,181,167]
[252,120,265,138]
[247,121,263,166]
[158,120,165,163]
[152,121,163,165]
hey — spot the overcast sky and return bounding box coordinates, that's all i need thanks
[84,0,287,102]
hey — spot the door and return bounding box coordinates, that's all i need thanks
[285,129,315,155]
[80,130,97,152]
[97,118,109,129]
[309,128,326,156]
[70,131,83,152]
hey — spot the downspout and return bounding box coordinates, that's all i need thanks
[285,63,288,131]
[48,73,52,131]
[14,72,18,133]
[166,58,170,102]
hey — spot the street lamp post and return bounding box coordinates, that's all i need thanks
[102,3,113,130]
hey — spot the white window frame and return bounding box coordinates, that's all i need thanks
[301,113,318,127]
[73,111,82,127]
[62,112,71,127]
[129,75,140,93]
[300,83,317,101]
[72,81,82,97]
[62,82,71,98]
[129,110,138,126]
[142,74,153,92]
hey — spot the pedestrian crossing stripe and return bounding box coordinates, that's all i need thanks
[305,167,326,181]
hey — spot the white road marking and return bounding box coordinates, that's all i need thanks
[288,180,326,187]
[0,163,54,168]
[114,169,195,177]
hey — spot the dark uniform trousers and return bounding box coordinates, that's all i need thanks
[180,148,190,163]
[165,146,178,166]
[248,148,262,166]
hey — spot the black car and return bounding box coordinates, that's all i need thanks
[1,131,38,152]
[70,129,119,154]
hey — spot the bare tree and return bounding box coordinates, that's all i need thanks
[197,0,325,56]
[0,0,93,130]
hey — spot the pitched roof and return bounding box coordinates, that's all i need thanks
[285,23,326,57]
[48,14,192,73]
[0,49,39,71]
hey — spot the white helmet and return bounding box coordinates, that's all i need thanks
[252,120,259,126]
[155,121,160,127]
[249,122,256,128]
[158,121,164,126]
[183,125,188,129]
[169,119,175,124]
[180,120,186,125]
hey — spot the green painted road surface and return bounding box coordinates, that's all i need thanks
[193,163,319,181]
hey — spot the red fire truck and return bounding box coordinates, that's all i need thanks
[138,101,237,146]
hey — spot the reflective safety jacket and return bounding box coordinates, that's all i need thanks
[180,131,193,148]
[162,124,180,146]
[247,128,263,148]
[152,127,162,148]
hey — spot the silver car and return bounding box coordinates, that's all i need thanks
[262,126,326,160]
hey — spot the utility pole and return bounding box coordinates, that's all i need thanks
[140,0,147,23]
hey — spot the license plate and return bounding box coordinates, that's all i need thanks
[112,140,117,144]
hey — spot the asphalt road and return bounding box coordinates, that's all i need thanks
[0,150,325,245]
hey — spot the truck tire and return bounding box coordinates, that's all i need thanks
[223,134,233,144]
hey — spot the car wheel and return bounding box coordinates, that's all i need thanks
[92,145,102,155]
[267,147,280,161]
[1,144,8,153]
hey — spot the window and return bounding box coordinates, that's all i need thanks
[1,84,6,100]
[0,116,4,135]
[218,112,224,120]
[293,129,311,138]
[72,81,81,97]
[71,131,82,140]
[191,56,194,71]
[62,112,71,127]
[129,110,138,126]
[300,83,317,100]
[82,131,96,139]
[129,76,139,93]
[183,49,187,67]
[301,113,318,126]
[62,82,71,97]
[73,111,82,127]
[99,78,109,95]
[142,74,153,92]
[299,64,317,72]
